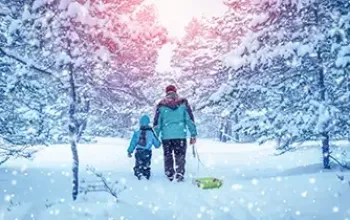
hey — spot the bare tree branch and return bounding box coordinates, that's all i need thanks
[83,166,126,202]
[0,157,10,166]
[330,155,350,170]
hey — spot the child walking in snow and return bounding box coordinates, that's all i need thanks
[127,115,161,180]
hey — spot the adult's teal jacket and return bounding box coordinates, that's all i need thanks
[153,93,197,140]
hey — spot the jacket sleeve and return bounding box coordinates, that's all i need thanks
[153,105,162,138]
[184,100,197,137]
[127,132,138,154]
[152,131,161,148]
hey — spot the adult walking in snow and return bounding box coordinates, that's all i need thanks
[153,85,197,182]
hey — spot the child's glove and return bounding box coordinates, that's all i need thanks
[128,153,132,158]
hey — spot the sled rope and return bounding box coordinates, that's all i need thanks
[192,144,206,177]
[191,144,224,189]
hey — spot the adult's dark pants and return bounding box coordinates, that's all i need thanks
[162,139,187,180]
[134,148,152,178]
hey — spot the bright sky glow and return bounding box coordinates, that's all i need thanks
[150,0,226,38]
[149,0,226,72]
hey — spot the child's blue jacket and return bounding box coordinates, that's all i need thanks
[127,115,161,154]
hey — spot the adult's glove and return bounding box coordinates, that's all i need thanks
[190,137,196,145]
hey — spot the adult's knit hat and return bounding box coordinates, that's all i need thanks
[165,85,177,94]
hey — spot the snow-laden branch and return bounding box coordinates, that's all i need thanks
[0,3,11,17]
[0,47,55,76]
[81,166,127,202]
[0,143,38,166]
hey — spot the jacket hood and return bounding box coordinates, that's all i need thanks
[158,94,186,110]
[140,115,151,127]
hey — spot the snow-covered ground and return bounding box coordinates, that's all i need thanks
[1,138,350,220]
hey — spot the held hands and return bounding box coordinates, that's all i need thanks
[190,137,196,145]
[128,153,132,158]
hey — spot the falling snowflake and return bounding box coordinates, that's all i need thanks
[54,209,60,215]
[12,180,17,185]
[222,207,230,213]
[296,210,301,215]
[27,127,36,134]
[251,178,258,185]
[248,203,254,209]
[301,191,308,198]
[12,170,18,176]
[332,206,339,213]
[309,178,316,184]
[62,171,70,177]
[239,198,245,204]
[152,206,159,214]
[21,164,28,173]
[197,213,202,218]
[4,195,11,202]
[119,178,126,184]
[231,184,243,191]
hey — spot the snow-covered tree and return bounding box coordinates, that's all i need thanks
[203,0,350,168]
[0,1,64,164]
[1,0,167,199]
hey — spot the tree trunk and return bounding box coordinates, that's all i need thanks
[67,38,79,200]
[322,132,330,169]
[234,114,239,142]
[219,122,224,142]
[225,119,232,142]
[318,61,330,169]
[314,3,331,170]
[69,67,79,200]
[76,96,90,143]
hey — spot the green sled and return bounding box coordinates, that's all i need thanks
[193,177,223,189]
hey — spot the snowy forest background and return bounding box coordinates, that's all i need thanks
[0,0,350,183]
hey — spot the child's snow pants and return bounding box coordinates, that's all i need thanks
[134,148,152,178]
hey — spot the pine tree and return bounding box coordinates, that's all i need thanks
[204,0,350,168]
[0,0,167,199]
